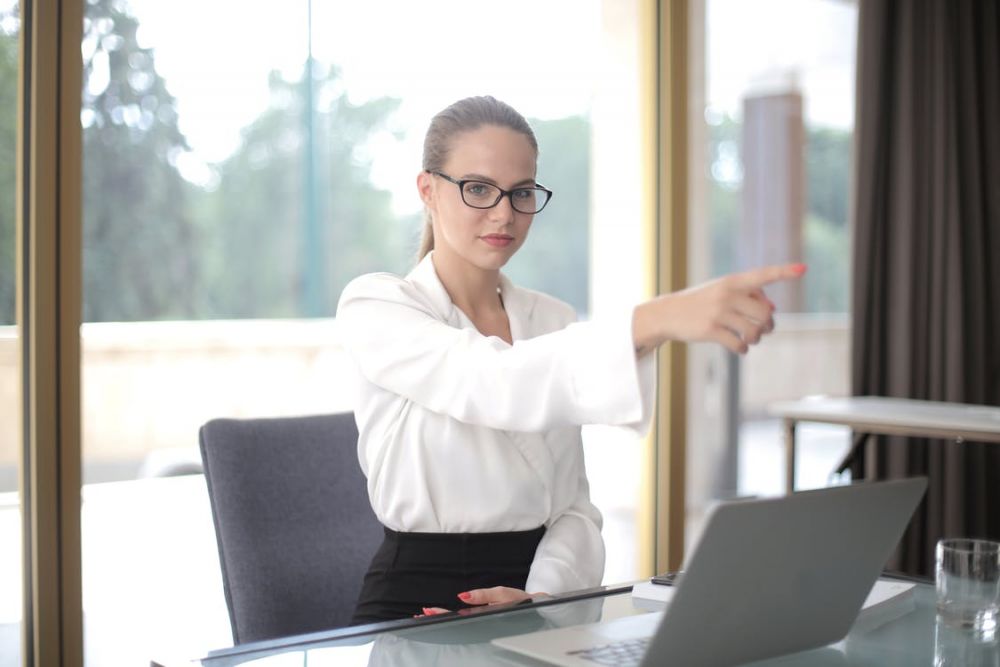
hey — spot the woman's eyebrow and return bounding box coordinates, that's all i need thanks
[462,173,537,187]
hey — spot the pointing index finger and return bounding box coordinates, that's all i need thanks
[734,263,807,289]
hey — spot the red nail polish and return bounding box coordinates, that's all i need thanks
[458,591,472,601]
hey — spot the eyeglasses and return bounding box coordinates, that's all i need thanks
[429,171,553,214]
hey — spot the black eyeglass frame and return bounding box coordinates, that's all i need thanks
[428,170,553,214]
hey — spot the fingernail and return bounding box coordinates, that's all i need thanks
[793,263,807,274]
[422,607,433,615]
[458,591,472,601]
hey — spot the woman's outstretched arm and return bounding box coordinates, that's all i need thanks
[632,263,807,356]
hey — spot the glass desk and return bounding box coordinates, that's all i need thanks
[154,578,1000,666]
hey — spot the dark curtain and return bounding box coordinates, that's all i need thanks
[850,0,1000,577]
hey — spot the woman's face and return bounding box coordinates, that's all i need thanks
[418,124,538,272]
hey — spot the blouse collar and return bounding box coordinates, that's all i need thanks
[407,252,459,325]
[407,251,527,341]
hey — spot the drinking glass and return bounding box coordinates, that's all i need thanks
[936,538,1000,636]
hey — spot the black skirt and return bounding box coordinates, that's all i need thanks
[351,525,546,625]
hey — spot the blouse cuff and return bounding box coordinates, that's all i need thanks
[525,557,589,596]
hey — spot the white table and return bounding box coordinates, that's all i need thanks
[768,396,1000,492]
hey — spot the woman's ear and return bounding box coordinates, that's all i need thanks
[417,171,435,208]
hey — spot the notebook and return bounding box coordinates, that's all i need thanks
[492,478,927,667]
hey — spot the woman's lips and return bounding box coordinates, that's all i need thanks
[481,234,514,248]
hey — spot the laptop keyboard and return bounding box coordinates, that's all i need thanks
[569,637,650,666]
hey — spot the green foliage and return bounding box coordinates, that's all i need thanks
[4,0,579,322]
[503,115,590,314]
[195,66,409,318]
[8,1,856,324]
[78,0,409,321]
[0,19,17,325]
[710,181,740,277]
[81,0,199,322]
[0,0,413,324]
[707,116,742,277]
[803,212,850,312]
[707,113,852,312]
[806,127,850,228]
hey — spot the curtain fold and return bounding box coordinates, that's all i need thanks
[850,0,1000,576]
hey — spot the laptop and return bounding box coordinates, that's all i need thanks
[492,477,927,667]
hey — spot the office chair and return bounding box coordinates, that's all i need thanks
[199,412,383,644]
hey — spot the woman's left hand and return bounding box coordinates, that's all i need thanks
[458,586,540,606]
[415,587,545,617]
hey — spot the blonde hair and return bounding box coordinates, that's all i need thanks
[418,96,538,260]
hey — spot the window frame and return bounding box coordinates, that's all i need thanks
[14,0,690,660]
[18,0,84,664]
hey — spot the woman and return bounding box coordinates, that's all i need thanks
[338,96,804,624]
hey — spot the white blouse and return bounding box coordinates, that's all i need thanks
[336,252,655,594]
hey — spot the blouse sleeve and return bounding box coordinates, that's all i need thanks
[337,273,654,434]
[524,465,606,594]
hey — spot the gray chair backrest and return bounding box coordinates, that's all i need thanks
[199,412,383,644]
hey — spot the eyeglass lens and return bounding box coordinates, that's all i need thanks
[460,182,548,214]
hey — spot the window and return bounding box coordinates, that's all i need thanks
[80,0,646,661]
[0,2,20,664]
[686,0,858,551]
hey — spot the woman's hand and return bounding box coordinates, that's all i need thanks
[632,263,806,356]
[414,586,545,617]
[458,586,540,606]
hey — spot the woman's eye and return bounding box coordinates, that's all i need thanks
[466,184,490,196]
[513,189,534,200]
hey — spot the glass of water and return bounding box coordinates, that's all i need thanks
[936,538,1000,636]
[935,616,1000,666]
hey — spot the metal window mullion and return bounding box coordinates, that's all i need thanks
[653,0,689,575]
[20,1,83,665]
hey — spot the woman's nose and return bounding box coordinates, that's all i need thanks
[488,195,516,223]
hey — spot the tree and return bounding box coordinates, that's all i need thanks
[0,15,18,326]
[708,115,743,278]
[804,213,849,312]
[0,3,197,324]
[503,115,590,314]
[707,113,852,312]
[81,0,199,322]
[807,126,850,228]
[194,65,409,318]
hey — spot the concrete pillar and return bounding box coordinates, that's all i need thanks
[741,91,805,312]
